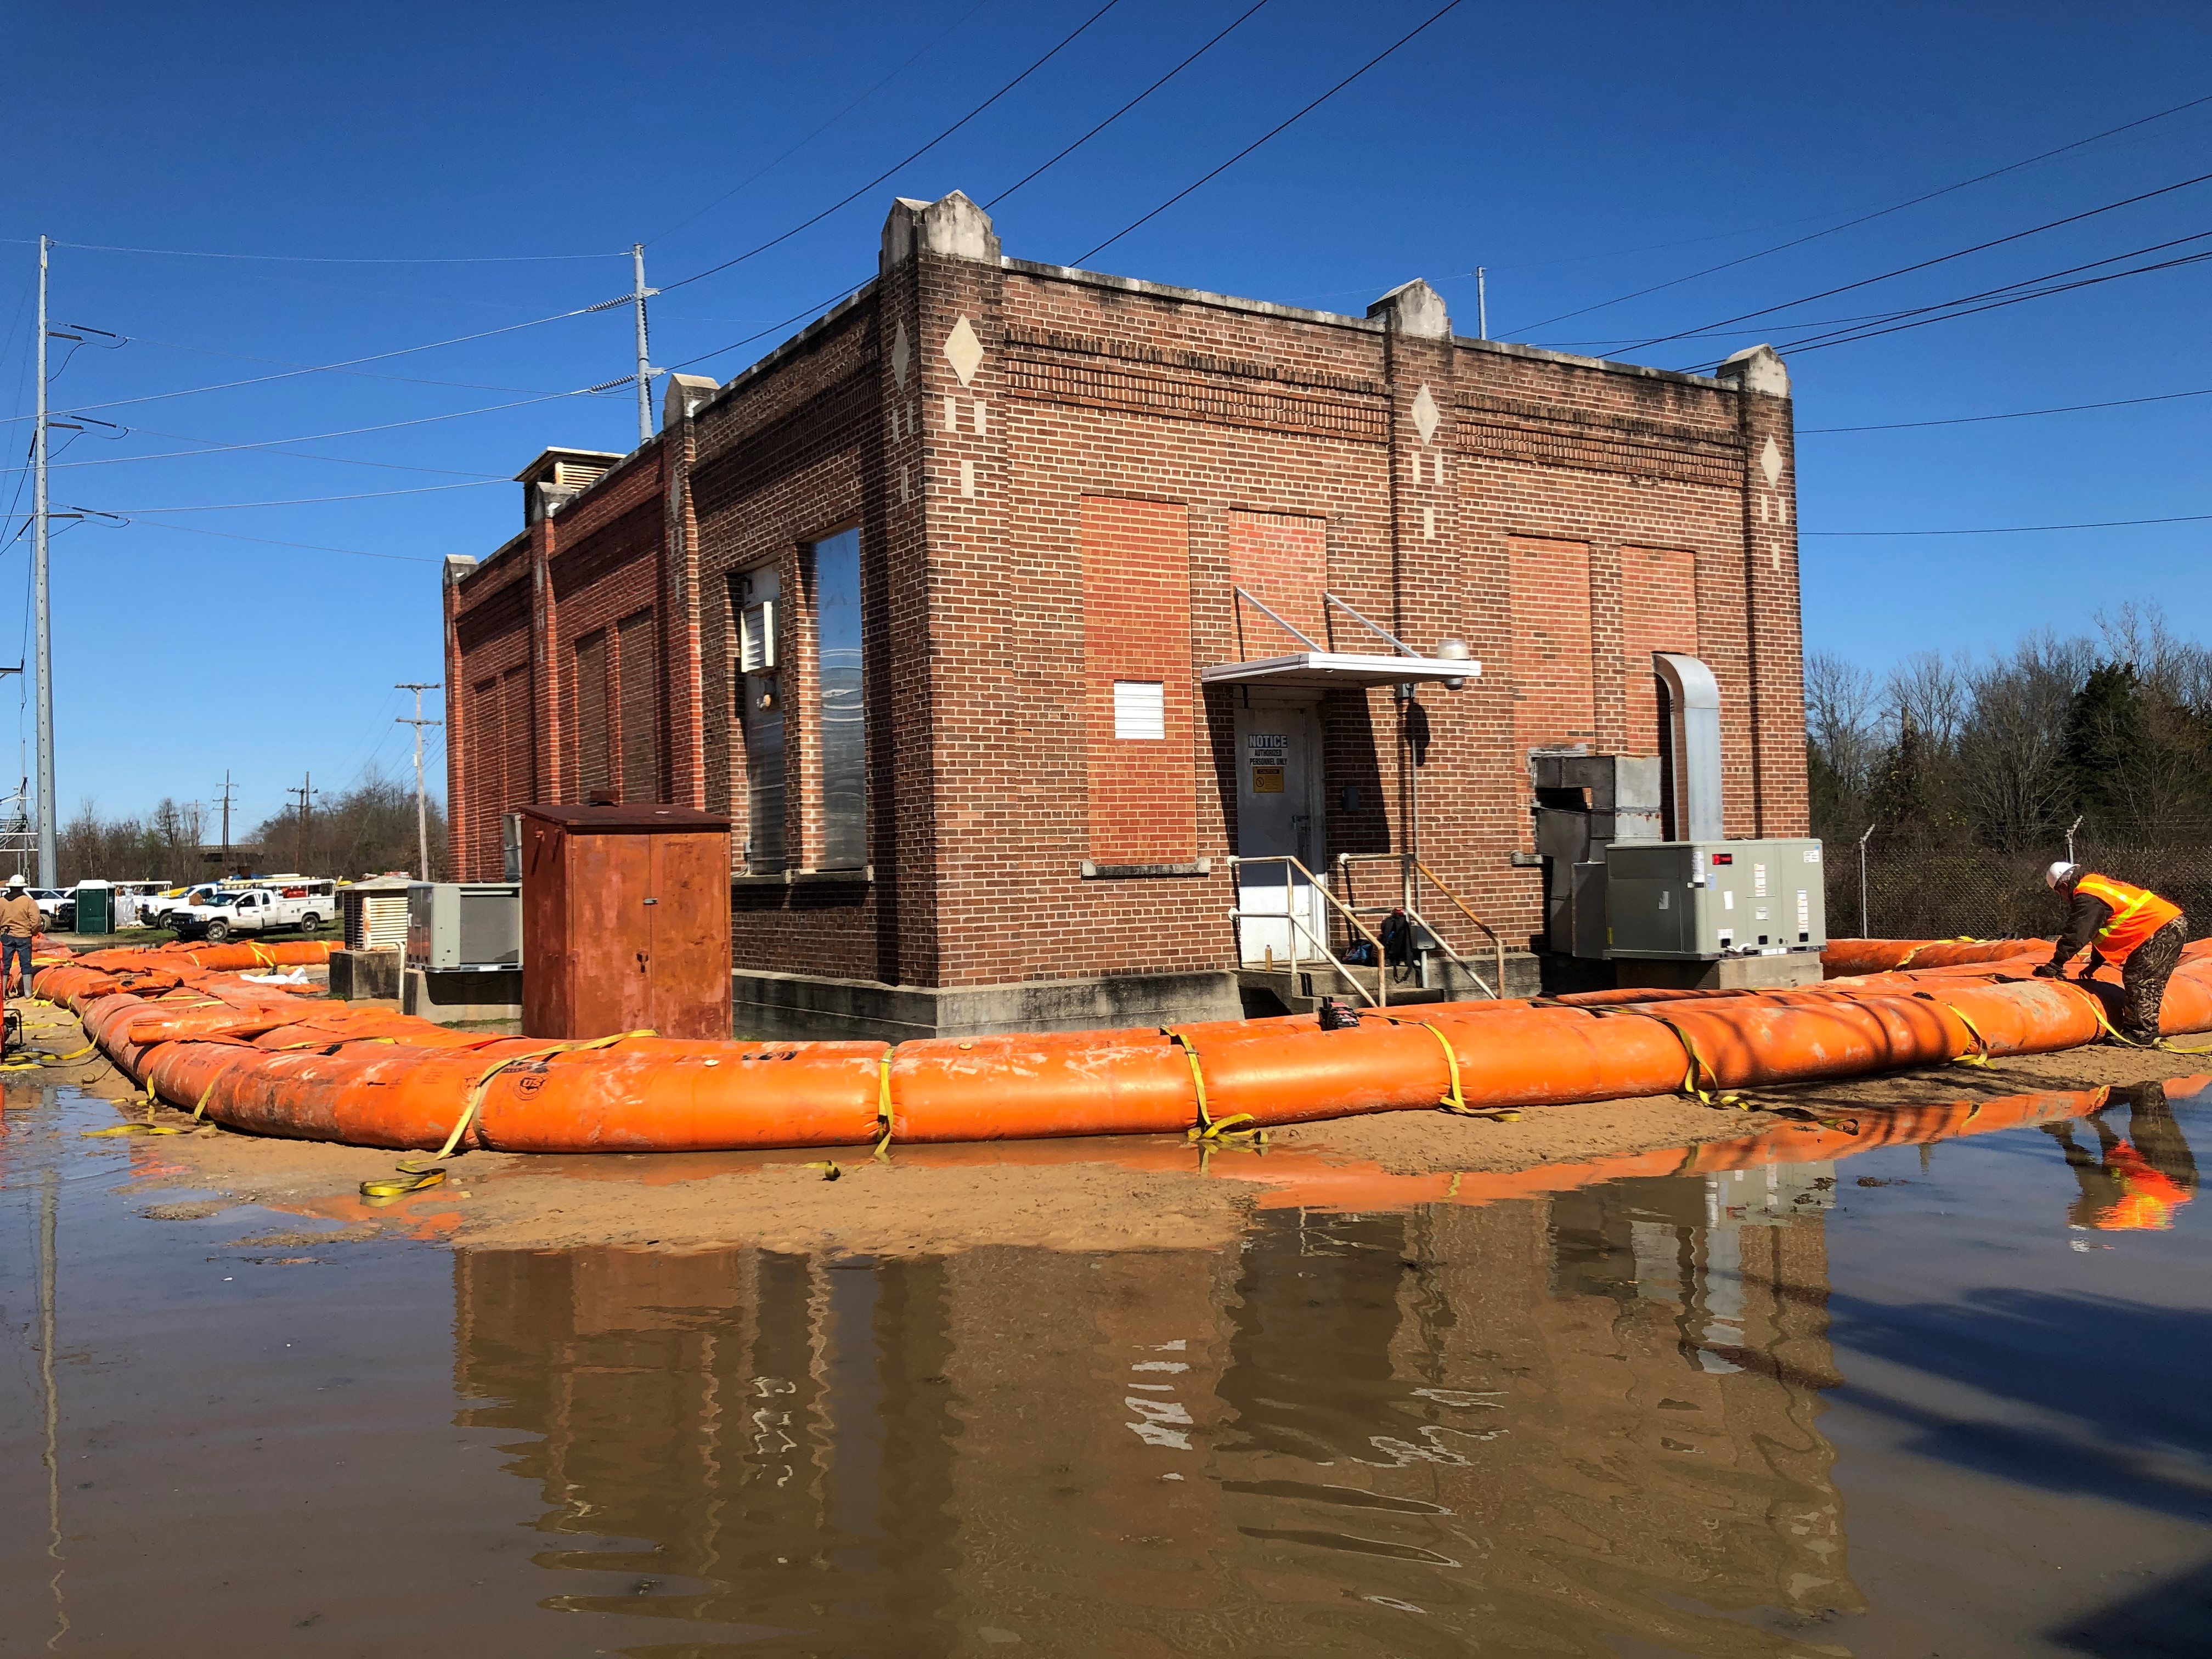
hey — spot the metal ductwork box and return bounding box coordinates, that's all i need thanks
[1529,751,1663,958]
[1602,840,1826,961]
[406,882,523,970]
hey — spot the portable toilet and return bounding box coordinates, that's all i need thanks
[74,881,115,934]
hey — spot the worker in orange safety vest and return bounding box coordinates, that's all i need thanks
[2034,863,2187,1041]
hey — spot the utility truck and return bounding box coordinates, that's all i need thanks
[167,884,331,943]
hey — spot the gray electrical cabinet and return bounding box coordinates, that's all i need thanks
[406,882,523,970]
[1603,839,1826,961]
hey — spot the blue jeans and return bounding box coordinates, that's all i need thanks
[2,935,31,996]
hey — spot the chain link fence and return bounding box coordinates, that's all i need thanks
[1826,835,2212,943]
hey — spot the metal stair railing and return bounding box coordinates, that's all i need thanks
[1332,852,1508,1000]
[1225,853,1393,1008]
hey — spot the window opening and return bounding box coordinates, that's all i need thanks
[812,528,867,871]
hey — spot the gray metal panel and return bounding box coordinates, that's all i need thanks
[406,882,522,969]
[1604,839,1826,960]
[1655,654,1723,842]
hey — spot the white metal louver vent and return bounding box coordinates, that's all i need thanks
[740,601,776,674]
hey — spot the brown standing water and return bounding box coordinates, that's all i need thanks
[4,1076,2209,1656]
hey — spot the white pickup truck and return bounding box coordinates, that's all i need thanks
[167,885,330,943]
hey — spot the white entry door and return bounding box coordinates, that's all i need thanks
[1234,702,1327,966]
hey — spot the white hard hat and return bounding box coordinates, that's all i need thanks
[2045,861,2081,889]
[5,873,22,888]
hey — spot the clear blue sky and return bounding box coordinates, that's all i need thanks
[1,0,2206,831]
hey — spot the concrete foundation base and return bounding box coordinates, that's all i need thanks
[731,967,1242,1041]
[330,948,402,1001]
[402,967,523,1026]
[1611,952,1824,992]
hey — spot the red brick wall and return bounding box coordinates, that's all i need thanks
[1620,544,1699,760]
[1225,510,1326,653]
[1505,535,1596,764]
[1081,496,1195,865]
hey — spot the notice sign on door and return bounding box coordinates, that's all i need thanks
[1248,733,1288,794]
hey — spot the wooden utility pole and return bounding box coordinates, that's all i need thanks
[288,773,317,872]
[396,682,442,881]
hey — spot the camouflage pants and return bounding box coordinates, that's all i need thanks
[2121,917,2187,1040]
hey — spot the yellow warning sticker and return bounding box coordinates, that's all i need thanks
[1251,765,1285,794]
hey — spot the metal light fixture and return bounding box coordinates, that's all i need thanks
[1436,636,1471,692]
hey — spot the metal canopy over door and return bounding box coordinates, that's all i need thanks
[1233,700,1327,966]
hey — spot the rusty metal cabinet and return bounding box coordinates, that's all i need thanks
[517,804,732,1040]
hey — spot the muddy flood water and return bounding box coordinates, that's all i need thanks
[4,1078,2211,1657]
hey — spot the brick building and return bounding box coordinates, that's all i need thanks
[443,192,1806,1039]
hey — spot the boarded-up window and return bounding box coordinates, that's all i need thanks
[1506,537,1594,761]
[574,629,610,802]
[1227,510,1326,655]
[1084,498,1194,864]
[616,608,658,804]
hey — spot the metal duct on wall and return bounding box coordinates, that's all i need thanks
[1654,653,1723,843]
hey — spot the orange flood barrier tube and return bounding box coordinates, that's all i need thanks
[35,939,2212,1155]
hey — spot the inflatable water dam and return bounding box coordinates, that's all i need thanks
[16,933,2212,1161]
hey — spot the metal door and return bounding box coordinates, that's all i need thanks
[1233,702,1326,966]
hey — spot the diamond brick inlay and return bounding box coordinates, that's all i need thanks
[1411,383,1439,445]
[1761,435,1783,486]
[891,319,911,388]
[944,316,983,387]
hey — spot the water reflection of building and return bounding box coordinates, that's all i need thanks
[454,1173,1859,1654]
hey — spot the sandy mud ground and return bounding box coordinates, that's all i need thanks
[24,1004,2202,1259]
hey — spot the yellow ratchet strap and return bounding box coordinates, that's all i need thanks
[873,1050,895,1161]
[1914,993,1994,1067]
[1636,1010,1753,1110]
[359,1029,653,1200]
[1417,1021,1520,1122]
[1162,1026,1261,1145]
[2063,980,2212,1055]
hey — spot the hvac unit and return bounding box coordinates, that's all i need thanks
[340,877,412,952]
[1604,839,1827,961]
[406,882,523,970]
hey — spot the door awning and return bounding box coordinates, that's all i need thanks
[1200,651,1482,690]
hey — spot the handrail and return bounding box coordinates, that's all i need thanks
[1226,853,1392,1008]
[1332,852,1508,1000]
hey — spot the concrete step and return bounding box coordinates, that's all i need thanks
[1238,950,1541,1017]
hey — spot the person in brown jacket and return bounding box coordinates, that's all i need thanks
[0,873,44,998]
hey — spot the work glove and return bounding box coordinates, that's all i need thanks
[2033,962,2063,979]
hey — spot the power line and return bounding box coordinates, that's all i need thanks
[1736,244,2212,363]
[1799,386,2212,435]
[1620,166,2212,354]
[1508,91,2212,335]
[648,0,996,245]
[985,0,1276,210]
[662,2,1127,294]
[1067,0,1467,267]
[663,281,874,374]
[94,519,436,565]
[94,478,501,513]
[1683,225,2212,365]
[1806,512,2211,537]
[0,388,620,476]
[0,298,634,424]
[32,237,627,265]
